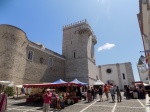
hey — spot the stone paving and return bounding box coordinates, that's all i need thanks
[6,93,150,112]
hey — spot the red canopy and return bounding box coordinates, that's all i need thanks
[23,82,80,88]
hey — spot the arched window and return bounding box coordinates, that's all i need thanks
[28,50,34,60]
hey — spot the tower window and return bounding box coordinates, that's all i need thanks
[122,73,125,80]
[96,75,98,80]
[48,57,53,67]
[74,52,76,58]
[28,50,33,60]
[73,50,76,58]
[71,41,72,44]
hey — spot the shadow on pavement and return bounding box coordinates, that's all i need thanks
[12,102,43,107]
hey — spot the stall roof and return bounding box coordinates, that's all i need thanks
[143,83,150,86]
[23,79,81,88]
[0,81,14,86]
[70,78,87,85]
[51,79,67,84]
[94,80,105,85]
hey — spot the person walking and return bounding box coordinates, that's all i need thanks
[116,86,121,102]
[110,86,115,102]
[87,86,92,102]
[98,86,103,101]
[43,89,52,112]
[104,85,109,100]
[91,87,95,100]
[126,86,130,99]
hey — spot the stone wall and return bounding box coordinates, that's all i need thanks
[125,62,135,87]
[88,60,99,85]
[65,59,88,82]
[23,43,65,84]
[0,25,28,85]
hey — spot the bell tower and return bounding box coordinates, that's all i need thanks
[137,59,149,83]
[62,19,99,84]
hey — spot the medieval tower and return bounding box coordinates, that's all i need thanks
[62,20,99,84]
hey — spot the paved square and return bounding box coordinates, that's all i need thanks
[6,94,150,112]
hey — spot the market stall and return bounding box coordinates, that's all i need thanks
[23,79,85,107]
[93,80,105,86]
[93,80,105,90]
[70,78,88,86]
[0,81,14,93]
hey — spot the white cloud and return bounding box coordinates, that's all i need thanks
[97,43,115,52]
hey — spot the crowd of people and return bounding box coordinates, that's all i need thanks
[86,85,122,103]
[85,84,146,104]
[124,85,146,99]
[42,84,147,112]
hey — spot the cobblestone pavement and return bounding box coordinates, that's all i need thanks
[7,93,149,112]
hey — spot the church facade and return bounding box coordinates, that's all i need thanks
[0,20,134,89]
[99,63,135,90]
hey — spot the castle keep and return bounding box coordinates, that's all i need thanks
[0,20,135,89]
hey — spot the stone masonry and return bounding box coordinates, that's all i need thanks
[62,20,99,84]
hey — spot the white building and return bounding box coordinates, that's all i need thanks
[98,62,134,90]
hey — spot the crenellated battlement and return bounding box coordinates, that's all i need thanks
[63,19,87,28]
[63,19,94,35]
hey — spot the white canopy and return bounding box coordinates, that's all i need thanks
[143,83,150,86]
[94,80,105,85]
[0,81,14,87]
[15,85,23,88]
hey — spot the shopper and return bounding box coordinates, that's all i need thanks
[116,86,121,102]
[98,86,103,101]
[43,89,52,112]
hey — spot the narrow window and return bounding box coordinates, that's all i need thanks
[71,41,72,44]
[28,51,33,60]
[74,51,76,58]
[122,73,125,80]
[96,75,98,80]
[48,57,53,67]
[40,57,43,64]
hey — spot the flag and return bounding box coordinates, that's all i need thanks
[146,53,150,63]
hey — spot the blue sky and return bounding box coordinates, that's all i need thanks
[0,0,143,81]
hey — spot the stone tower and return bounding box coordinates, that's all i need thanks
[0,25,28,84]
[62,20,99,85]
